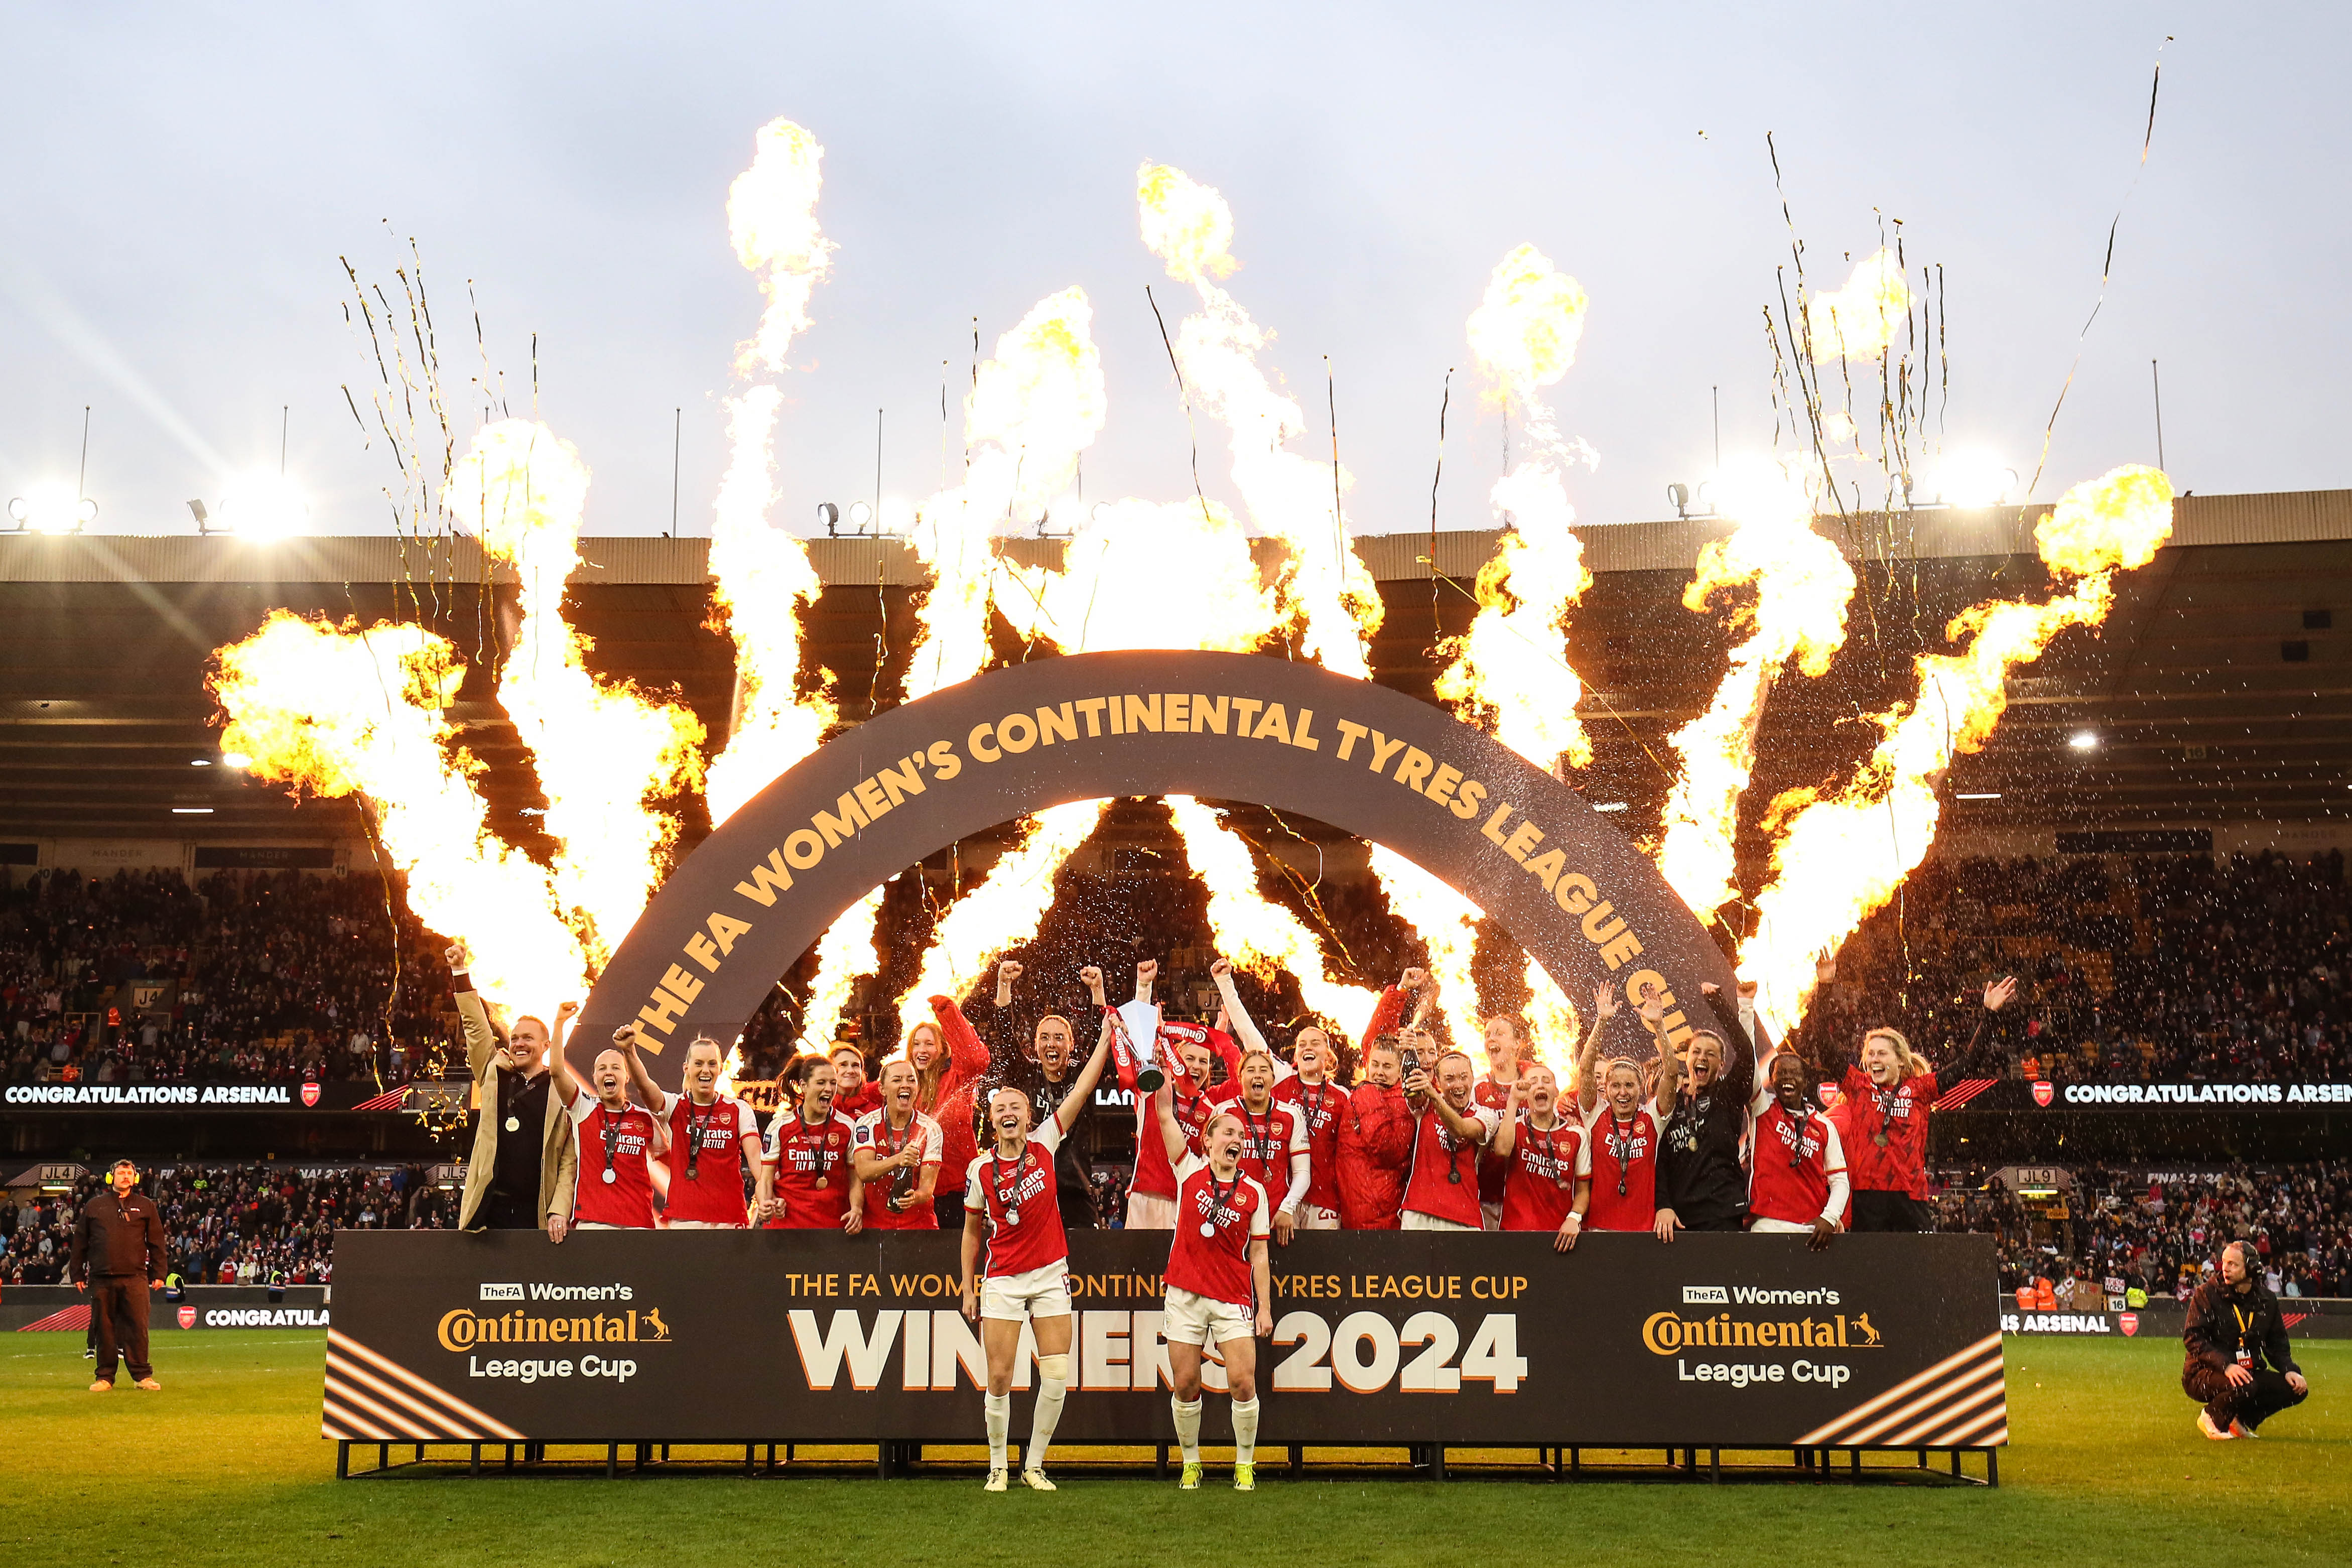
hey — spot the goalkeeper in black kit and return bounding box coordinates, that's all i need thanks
[2182,1241,2310,1440]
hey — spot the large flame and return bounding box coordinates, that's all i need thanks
[1164,796,1380,1032]
[447,420,705,967]
[997,494,1277,655]
[728,117,835,376]
[1434,244,1596,772]
[211,612,589,1009]
[802,884,886,1047]
[1137,164,1383,679]
[1656,458,1856,920]
[1805,247,1908,363]
[1742,465,2174,1033]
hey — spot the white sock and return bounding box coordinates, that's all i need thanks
[984,1392,1010,1470]
[1027,1374,1067,1471]
[1171,1395,1203,1464]
[1231,1396,1261,1466]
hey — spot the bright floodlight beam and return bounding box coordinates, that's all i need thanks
[7,484,96,534]
[205,474,312,540]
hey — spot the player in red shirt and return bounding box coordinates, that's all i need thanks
[960,1013,1113,1493]
[759,1058,862,1232]
[1273,1022,1347,1229]
[1400,1047,1497,1230]
[1490,1064,1590,1250]
[550,1028,670,1231]
[1746,1050,1848,1247]
[851,1060,943,1229]
[1810,964,2013,1230]
[905,1004,989,1120]
[1147,1083,1273,1491]
[1124,959,1243,1229]
[830,1043,881,1119]
[1575,985,1661,1234]
[625,1035,763,1228]
[1472,1012,1535,1229]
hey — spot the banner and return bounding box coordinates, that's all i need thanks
[2,1080,456,1113]
[573,650,1735,1094]
[323,1231,2003,1449]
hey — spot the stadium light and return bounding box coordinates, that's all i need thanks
[7,482,97,534]
[1592,801,1629,813]
[221,751,252,769]
[198,473,311,539]
[171,807,214,815]
[1923,451,2018,508]
[1956,792,2002,801]
[2068,730,2100,751]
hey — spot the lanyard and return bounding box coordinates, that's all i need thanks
[1525,1115,1564,1186]
[1777,1109,1808,1167]
[799,1114,837,1183]
[1206,1167,1240,1232]
[600,1106,628,1174]
[684,1099,717,1182]
[1436,1114,1466,1185]
[1242,1102,1273,1173]
[989,1147,1030,1220]
[1608,1111,1640,1197]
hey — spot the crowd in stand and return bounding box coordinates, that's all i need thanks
[3,849,2344,1094]
[0,867,460,1089]
[0,1162,451,1287]
[1938,1158,2352,1301]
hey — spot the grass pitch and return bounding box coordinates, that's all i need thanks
[4,1331,2344,1567]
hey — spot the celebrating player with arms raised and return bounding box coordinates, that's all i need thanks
[550,1023,670,1232]
[960,1011,1114,1493]
[624,1034,763,1228]
[1490,1062,1590,1250]
[1577,984,1662,1235]
[1149,1078,1274,1491]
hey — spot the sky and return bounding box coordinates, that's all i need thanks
[1,2,2343,542]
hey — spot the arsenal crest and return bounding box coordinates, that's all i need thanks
[177,1306,197,1330]
[300,1082,321,1107]
[2118,1312,2139,1336]
[2031,1082,2054,1107]
[1815,1083,1842,1111]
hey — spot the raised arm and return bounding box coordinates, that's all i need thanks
[448,944,498,1082]
[1150,1080,1190,1168]
[1641,994,1682,1105]
[1490,1078,1531,1157]
[1578,983,1617,1116]
[932,993,994,1090]
[1700,983,1758,1108]
[1804,954,1855,1076]
[619,1012,668,1114]
[1938,976,2017,1090]
[1052,1009,1116,1136]
[1210,959,1270,1058]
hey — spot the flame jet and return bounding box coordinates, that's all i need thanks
[901,800,1115,1008]
[1656,458,1856,922]
[1435,243,1596,774]
[1804,248,1909,362]
[210,613,589,1011]
[1136,164,1383,679]
[1742,466,2175,1035]
[447,422,706,968]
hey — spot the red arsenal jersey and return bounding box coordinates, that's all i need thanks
[1165,1152,1270,1309]
[1499,1113,1589,1233]
[1473,1075,1518,1207]
[762,1110,855,1229]
[1275,1075,1346,1212]
[1748,1101,1847,1227]
[964,1120,1068,1278]
[1227,1097,1305,1208]
[1582,1103,1660,1231]
[656,1091,760,1226]
[1838,1067,1935,1199]
[851,1107,943,1230]
[565,1092,659,1229]
[1401,1101,1495,1228]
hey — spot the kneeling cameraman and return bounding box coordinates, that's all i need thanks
[2182,1240,2309,1440]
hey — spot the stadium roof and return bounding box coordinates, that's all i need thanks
[3,489,2346,857]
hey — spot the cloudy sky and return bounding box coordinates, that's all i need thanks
[1,2,2341,541]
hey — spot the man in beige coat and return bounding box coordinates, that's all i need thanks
[449,944,578,1239]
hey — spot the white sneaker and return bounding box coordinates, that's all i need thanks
[1021,1468,1056,1492]
[984,1467,1008,1491]
[2197,1410,2235,1441]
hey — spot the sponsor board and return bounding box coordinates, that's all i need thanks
[2057,1082,2352,1107]
[2,1081,467,1112]
[200,1307,332,1329]
[324,1231,2002,1448]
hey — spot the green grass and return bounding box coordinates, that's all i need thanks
[4,1331,2345,1567]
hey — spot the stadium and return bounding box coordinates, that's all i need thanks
[4,10,2347,1567]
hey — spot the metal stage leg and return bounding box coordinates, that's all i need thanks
[1570,1447,1580,1475]
[606,1444,618,1479]
[413,1444,423,1463]
[876,1443,889,1480]
[336,1441,349,1480]
[377,1442,388,1473]
[1989,1450,1999,1487]
[1155,1443,1168,1480]
[1431,1446,1447,1482]
[1850,1448,1860,1475]
[1710,1449,1720,1485]
[1289,1443,1302,1477]
[470,1444,481,1477]
[1916,1447,1926,1468]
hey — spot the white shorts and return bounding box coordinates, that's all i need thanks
[665,1220,742,1230]
[1125,1191,1177,1230]
[1295,1205,1340,1232]
[1400,1210,1480,1233]
[1164,1285,1255,1347]
[1747,1217,1817,1234]
[980,1260,1073,1323]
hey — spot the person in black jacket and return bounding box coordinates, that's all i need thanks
[2183,1241,2310,1439]
[70,1160,168,1392]
[1640,982,1760,1240]
[982,959,1115,1230]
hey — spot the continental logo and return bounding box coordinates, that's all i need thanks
[436,1306,674,1352]
[1642,1311,1884,1355]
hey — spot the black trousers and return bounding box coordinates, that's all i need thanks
[1851,1191,1936,1232]
[482,1188,542,1230]
[2183,1363,2307,1430]
[91,1277,152,1382]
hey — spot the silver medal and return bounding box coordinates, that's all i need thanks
[600,1168,617,1185]
[1005,1207,1021,1226]
[1199,1221,1217,1238]
[504,1116,520,1132]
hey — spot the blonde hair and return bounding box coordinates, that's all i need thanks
[1862,1027,1915,1071]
